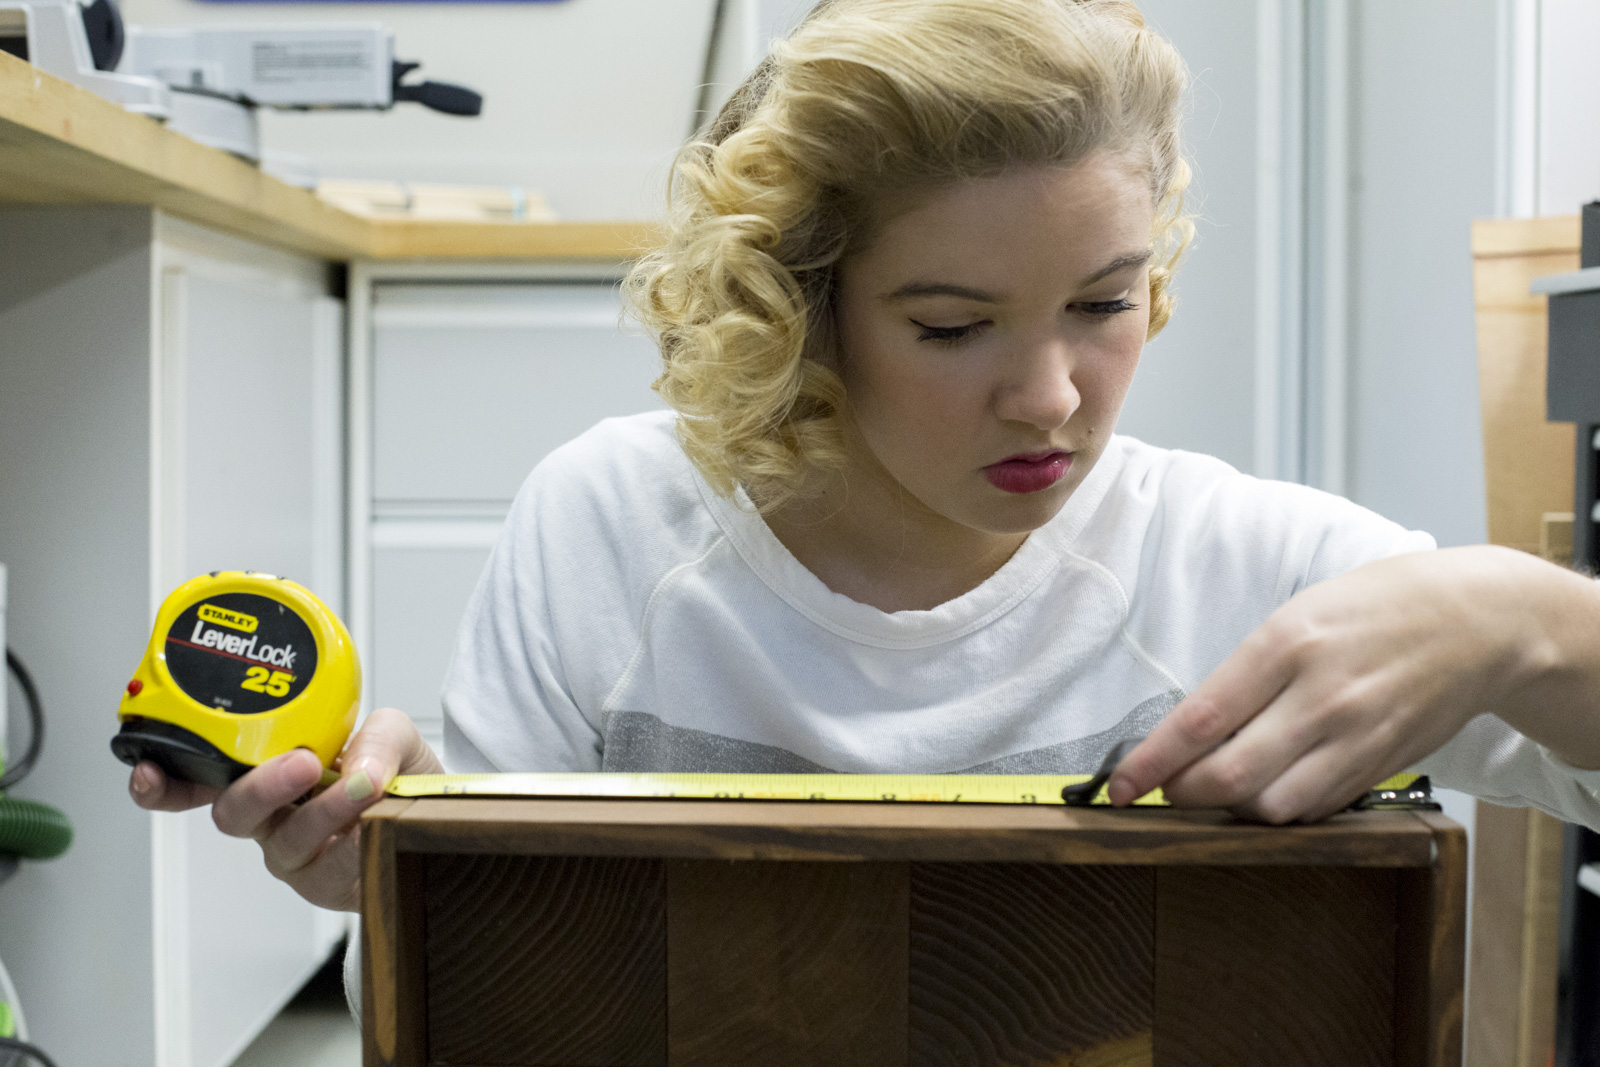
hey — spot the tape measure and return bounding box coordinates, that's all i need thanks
[385,771,1435,809]
[111,571,360,790]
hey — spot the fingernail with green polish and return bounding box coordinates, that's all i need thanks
[345,769,376,802]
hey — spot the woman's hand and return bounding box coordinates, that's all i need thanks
[126,706,444,911]
[1108,545,1600,823]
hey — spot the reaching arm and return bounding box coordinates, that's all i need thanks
[1108,545,1600,823]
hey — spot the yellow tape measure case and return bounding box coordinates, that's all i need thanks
[112,571,360,790]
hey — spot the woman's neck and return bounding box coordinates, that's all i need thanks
[763,459,1029,614]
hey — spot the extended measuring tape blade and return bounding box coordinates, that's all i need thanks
[386,771,1434,808]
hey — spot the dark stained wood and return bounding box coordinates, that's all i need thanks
[909,864,1154,1067]
[423,854,666,1067]
[666,860,908,1066]
[1153,866,1399,1066]
[392,799,1436,868]
[361,801,1464,1066]
[361,798,425,1067]
[1395,811,1468,1067]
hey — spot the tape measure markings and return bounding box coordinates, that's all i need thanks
[387,771,1429,807]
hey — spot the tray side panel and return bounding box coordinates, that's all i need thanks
[423,853,668,1066]
[1154,866,1399,1066]
[909,863,1155,1066]
[665,860,910,1067]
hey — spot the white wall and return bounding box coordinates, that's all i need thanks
[117,0,719,219]
[1347,0,1496,549]
[1537,0,1600,216]
[0,207,159,1067]
[1119,0,1260,473]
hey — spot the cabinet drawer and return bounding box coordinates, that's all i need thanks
[371,282,665,504]
[371,536,497,755]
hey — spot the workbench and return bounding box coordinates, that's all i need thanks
[0,48,660,261]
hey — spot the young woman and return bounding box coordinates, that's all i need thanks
[131,0,1600,921]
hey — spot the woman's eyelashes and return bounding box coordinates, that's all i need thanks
[909,299,1140,345]
[912,319,987,345]
[1073,298,1140,317]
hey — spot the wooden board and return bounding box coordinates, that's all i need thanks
[388,797,1437,868]
[1466,215,1576,1066]
[1470,216,1579,555]
[0,51,662,262]
[1465,803,1564,1067]
[361,798,426,1067]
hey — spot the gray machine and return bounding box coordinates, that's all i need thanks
[0,0,480,163]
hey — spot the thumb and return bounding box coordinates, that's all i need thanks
[337,706,441,800]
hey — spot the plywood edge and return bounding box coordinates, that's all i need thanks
[1472,216,1581,258]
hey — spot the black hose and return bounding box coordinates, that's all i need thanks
[0,1036,59,1067]
[0,652,42,792]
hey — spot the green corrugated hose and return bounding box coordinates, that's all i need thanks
[0,796,71,861]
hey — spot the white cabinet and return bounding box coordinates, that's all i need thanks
[350,263,663,751]
[0,207,344,1067]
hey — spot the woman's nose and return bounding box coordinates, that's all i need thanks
[995,337,1080,431]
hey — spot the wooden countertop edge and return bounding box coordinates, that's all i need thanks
[0,52,662,262]
[363,218,667,260]
[373,797,1441,867]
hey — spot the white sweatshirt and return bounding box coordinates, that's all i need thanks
[436,410,1600,826]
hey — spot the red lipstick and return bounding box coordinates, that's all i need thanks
[983,450,1072,494]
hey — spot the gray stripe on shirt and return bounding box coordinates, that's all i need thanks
[600,688,1185,774]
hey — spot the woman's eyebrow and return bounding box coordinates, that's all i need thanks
[880,249,1154,303]
[880,281,1003,303]
[1080,249,1154,285]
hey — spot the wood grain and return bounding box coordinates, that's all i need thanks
[1153,866,1399,1066]
[422,853,667,1066]
[361,798,425,1067]
[909,864,1153,1067]
[392,799,1438,868]
[1396,812,1467,1067]
[666,860,907,1066]
[0,51,660,262]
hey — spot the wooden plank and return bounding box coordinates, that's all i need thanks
[423,853,667,1066]
[1153,866,1399,1066]
[1395,812,1467,1067]
[1472,216,1581,258]
[360,797,425,1067]
[666,860,907,1066]
[1466,804,1563,1066]
[1472,230,1579,554]
[1467,211,1572,1065]
[390,798,1438,867]
[0,52,659,263]
[910,864,1153,1066]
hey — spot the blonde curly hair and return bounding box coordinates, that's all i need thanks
[624,0,1192,510]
